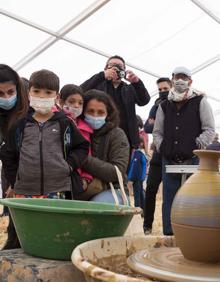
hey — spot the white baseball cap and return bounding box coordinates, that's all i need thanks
[172,66,191,77]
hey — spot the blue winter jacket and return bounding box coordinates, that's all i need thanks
[127,149,147,181]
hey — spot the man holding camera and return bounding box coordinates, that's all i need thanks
[81,55,150,149]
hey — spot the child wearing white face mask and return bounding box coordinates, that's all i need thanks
[58,84,93,192]
[1,70,89,201]
[58,84,84,122]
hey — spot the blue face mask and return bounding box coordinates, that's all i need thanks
[0,94,17,110]
[84,114,106,130]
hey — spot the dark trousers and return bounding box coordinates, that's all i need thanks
[143,163,162,230]
[133,180,145,210]
[3,212,21,249]
[1,168,20,249]
[1,168,9,214]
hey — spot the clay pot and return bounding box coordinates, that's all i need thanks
[171,150,220,263]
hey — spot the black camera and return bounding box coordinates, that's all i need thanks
[114,64,126,79]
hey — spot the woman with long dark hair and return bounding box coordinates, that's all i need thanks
[80,89,130,201]
[0,64,29,249]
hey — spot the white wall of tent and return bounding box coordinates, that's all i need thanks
[0,0,220,134]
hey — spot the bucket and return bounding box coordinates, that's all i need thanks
[0,198,140,260]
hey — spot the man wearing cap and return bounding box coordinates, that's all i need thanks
[153,66,215,235]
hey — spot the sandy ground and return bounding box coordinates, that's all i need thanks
[125,187,162,237]
[0,187,163,249]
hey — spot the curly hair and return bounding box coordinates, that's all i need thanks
[83,89,120,127]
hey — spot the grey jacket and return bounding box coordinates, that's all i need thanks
[1,111,89,196]
[15,121,72,195]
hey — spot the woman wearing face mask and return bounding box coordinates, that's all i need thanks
[81,89,130,201]
[0,64,29,249]
[0,65,29,144]
[58,84,93,191]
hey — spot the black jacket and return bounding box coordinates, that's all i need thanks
[0,108,15,146]
[144,96,167,134]
[160,96,203,161]
[81,71,150,148]
[144,96,167,165]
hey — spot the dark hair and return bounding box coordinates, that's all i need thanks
[29,69,59,92]
[105,55,125,69]
[60,84,84,101]
[83,89,120,127]
[136,115,144,129]
[21,77,29,95]
[156,77,172,87]
[0,64,29,133]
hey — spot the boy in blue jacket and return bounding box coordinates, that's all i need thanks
[128,136,147,211]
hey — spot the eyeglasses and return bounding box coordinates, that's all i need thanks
[107,63,125,70]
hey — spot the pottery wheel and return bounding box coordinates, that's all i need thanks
[127,247,220,282]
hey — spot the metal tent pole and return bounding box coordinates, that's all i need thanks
[191,54,220,74]
[1,0,111,71]
[0,6,161,78]
[190,0,220,24]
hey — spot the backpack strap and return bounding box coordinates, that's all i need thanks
[58,117,73,160]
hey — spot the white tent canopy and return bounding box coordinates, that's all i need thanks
[1,0,220,129]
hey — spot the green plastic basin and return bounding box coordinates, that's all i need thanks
[0,198,140,260]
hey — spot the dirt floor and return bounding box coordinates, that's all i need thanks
[125,185,162,237]
[0,187,163,249]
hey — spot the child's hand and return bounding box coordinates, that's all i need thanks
[5,186,15,198]
[127,181,134,197]
[82,178,89,191]
[127,181,133,188]
[148,118,155,125]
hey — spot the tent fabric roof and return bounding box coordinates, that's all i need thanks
[1,0,220,128]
